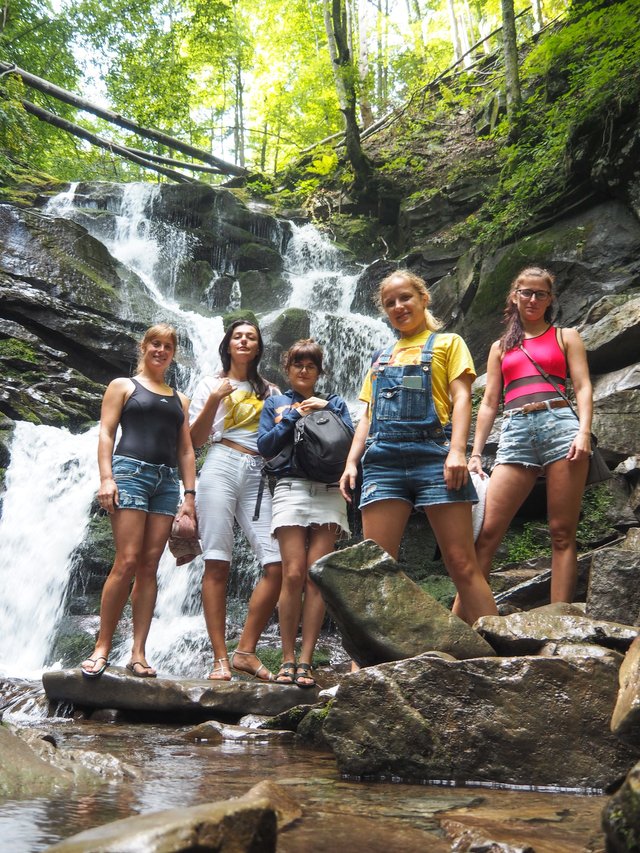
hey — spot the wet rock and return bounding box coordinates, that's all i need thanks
[185,720,294,743]
[42,667,314,720]
[475,602,640,656]
[586,530,640,625]
[602,760,640,853]
[611,635,640,746]
[310,540,497,664]
[323,650,637,788]
[258,702,324,732]
[236,780,302,831]
[0,724,72,797]
[295,705,332,749]
[440,819,534,853]
[44,798,277,853]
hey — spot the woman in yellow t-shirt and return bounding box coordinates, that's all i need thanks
[339,270,497,624]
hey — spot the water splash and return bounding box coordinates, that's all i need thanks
[0,422,98,677]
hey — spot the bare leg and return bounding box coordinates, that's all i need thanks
[232,560,282,679]
[426,502,498,625]
[452,464,539,620]
[361,499,413,560]
[298,525,339,669]
[276,527,309,665]
[128,512,174,675]
[202,559,231,679]
[546,456,589,603]
[81,509,148,673]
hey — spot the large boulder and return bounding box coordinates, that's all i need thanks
[322,650,638,788]
[602,760,640,853]
[309,540,496,663]
[0,724,72,798]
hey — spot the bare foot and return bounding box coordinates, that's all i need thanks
[231,649,274,682]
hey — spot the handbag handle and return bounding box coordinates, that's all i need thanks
[517,344,579,421]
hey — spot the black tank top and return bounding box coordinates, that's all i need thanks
[115,378,184,467]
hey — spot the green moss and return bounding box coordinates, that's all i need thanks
[419,576,457,608]
[0,338,38,363]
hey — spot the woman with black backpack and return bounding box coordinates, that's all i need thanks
[258,339,353,688]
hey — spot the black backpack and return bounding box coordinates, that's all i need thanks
[293,409,354,484]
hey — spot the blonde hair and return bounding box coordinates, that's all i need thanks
[137,323,178,372]
[501,267,556,351]
[376,269,442,331]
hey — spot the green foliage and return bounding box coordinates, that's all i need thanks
[419,575,457,608]
[0,339,38,363]
[306,150,338,177]
[471,0,640,247]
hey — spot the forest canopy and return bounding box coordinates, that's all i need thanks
[2,0,559,182]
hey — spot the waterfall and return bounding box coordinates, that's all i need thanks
[0,423,98,677]
[0,183,392,680]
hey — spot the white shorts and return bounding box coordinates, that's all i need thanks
[196,443,281,566]
[271,478,350,537]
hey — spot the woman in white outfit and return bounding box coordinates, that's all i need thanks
[189,319,282,681]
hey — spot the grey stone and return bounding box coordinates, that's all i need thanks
[586,544,640,625]
[185,720,294,743]
[475,603,640,656]
[42,667,318,720]
[323,651,637,788]
[601,759,640,853]
[309,540,496,664]
[0,724,72,798]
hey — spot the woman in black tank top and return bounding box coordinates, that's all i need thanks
[79,324,196,679]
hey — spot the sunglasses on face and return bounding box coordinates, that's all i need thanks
[516,289,551,301]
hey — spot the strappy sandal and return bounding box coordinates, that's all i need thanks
[207,657,231,681]
[294,662,316,689]
[125,660,157,678]
[231,649,275,682]
[275,661,296,685]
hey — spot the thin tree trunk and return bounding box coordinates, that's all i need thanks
[21,99,193,183]
[446,0,463,63]
[0,60,246,176]
[501,0,521,129]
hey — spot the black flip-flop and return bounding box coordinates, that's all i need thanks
[80,656,110,679]
[126,661,157,678]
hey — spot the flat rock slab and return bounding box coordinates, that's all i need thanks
[43,668,315,720]
[44,798,276,853]
[323,651,640,789]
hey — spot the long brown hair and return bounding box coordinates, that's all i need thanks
[501,267,556,352]
[376,269,443,332]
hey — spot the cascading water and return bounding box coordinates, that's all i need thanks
[0,182,392,681]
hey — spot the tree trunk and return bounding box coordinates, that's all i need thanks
[446,0,463,63]
[356,0,375,128]
[501,0,521,131]
[20,99,193,183]
[0,60,247,176]
[322,0,372,191]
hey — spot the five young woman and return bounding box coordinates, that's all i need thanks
[82,263,593,680]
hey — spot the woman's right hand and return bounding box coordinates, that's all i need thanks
[339,462,358,502]
[215,377,234,399]
[467,455,484,476]
[97,476,119,514]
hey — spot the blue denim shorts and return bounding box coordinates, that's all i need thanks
[112,454,180,516]
[494,406,580,469]
[359,439,477,509]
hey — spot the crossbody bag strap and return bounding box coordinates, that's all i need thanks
[517,344,578,420]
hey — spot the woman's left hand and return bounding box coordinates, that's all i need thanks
[176,495,197,521]
[444,448,469,491]
[566,430,592,461]
[298,396,328,414]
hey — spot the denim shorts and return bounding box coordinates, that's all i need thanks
[271,478,349,537]
[112,454,180,516]
[359,439,477,509]
[494,406,580,469]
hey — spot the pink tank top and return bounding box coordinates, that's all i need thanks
[502,326,567,406]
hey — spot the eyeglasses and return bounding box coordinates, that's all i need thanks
[291,361,319,373]
[516,289,551,301]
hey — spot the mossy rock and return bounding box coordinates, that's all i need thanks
[262,308,311,387]
[233,242,283,273]
[236,269,291,314]
[221,310,260,331]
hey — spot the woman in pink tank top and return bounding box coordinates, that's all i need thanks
[454,267,593,617]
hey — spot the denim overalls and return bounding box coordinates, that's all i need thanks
[360,333,476,508]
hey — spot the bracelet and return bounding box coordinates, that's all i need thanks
[183,489,196,496]
[469,454,482,460]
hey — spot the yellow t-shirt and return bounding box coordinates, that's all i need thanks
[359,330,476,426]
